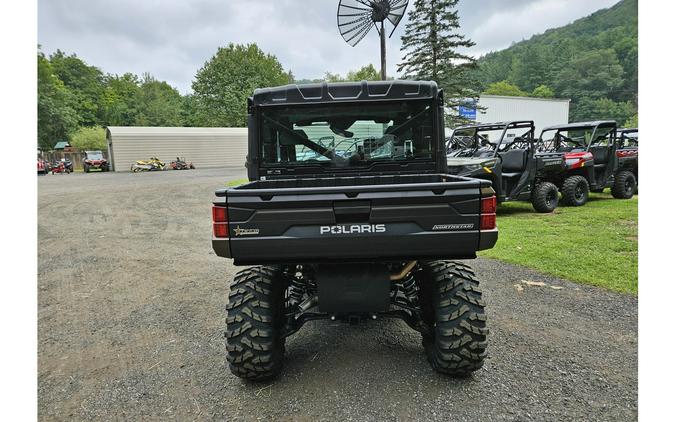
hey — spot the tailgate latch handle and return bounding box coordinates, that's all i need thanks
[333,200,372,223]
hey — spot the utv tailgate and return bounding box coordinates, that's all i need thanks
[212,174,497,264]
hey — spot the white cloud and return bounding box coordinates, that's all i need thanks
[38,0,621,93]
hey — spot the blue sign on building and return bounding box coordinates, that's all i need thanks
[458,101,477,120]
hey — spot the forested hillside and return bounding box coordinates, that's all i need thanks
[474,0,637,124]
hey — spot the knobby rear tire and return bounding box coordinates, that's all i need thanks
[531,182,558,213]
[611,170,636,199]
[418,261,488,377]
[225,266,286,381]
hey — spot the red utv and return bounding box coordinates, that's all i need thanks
[83,150,110,173]
[37,159,50,175]
[537,121,620,206]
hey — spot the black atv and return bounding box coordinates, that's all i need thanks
[537,121,619,206]
[446,121,562,213]
[612,128,638,199]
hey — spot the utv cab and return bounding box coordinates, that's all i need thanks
[446,121,561,213]
[537,121,619,206]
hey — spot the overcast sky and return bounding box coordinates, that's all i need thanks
[38,0,620,93]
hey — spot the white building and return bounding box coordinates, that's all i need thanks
[450,95,570,136]
[106,127,248,171]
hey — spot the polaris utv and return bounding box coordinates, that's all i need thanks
[537,121,619,206]
[212,81,498,380]
[446,121,562,213]
[612,128,638,198]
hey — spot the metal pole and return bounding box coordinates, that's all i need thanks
[380,21,386,80]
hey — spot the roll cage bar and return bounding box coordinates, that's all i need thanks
[616,128,638,149]
[537,120,618,152]
[447,121,536,158]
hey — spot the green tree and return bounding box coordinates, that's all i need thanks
[531,84,555,98]
[624,113,638,128]
[321,64,381,82]
[37,50,78,150]
[397,0,480,125]
[510,46,550,92]
[100,73,140,126]
[69,125,107,151]
[574,97,635,126]
[346,64,380,81]
[49,50,104,126]
[483,80,528,97]
[555,49,625,102]
[180,94,200,127]
[134,74,184,126]
[323,71,344,82]
[192,43,292,127]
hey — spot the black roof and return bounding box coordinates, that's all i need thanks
[250,80,439,106]
[454,121,534,132]
[541,120,617,131]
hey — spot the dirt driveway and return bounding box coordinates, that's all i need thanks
[38,168,637,421]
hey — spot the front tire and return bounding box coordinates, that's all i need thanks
[561,175,589,206]
[225,266,286,381]
[418,261,488,377]
[531,182,558,213]
[611,171,636,199]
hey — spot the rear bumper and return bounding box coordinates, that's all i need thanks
[213,228,498,265]
[478,228,498,251]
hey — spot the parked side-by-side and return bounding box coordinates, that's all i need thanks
[446,120,638,210]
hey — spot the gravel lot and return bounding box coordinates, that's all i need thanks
[38,168,637,421]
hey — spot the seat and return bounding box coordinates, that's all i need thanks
[501,172,522,178]
[589,145,609,164]
[277,129,309,162]
[499,149,527,177]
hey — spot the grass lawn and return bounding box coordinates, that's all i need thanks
[481,191,638,294]
[226,178,248,187]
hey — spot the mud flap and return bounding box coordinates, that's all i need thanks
[316,264,390,313]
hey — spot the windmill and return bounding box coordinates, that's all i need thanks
[337,0,409,80]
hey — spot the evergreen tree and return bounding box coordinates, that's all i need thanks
[397,0,480,125]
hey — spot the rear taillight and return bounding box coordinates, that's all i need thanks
[481,196,496,214]
[480,196,497,230]
[212,206,229,238]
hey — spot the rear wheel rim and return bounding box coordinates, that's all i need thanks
[546,190,556,207]
[575,184,585,201]
[625,179,633,194]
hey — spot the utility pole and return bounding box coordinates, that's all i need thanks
[380,21,387,80]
